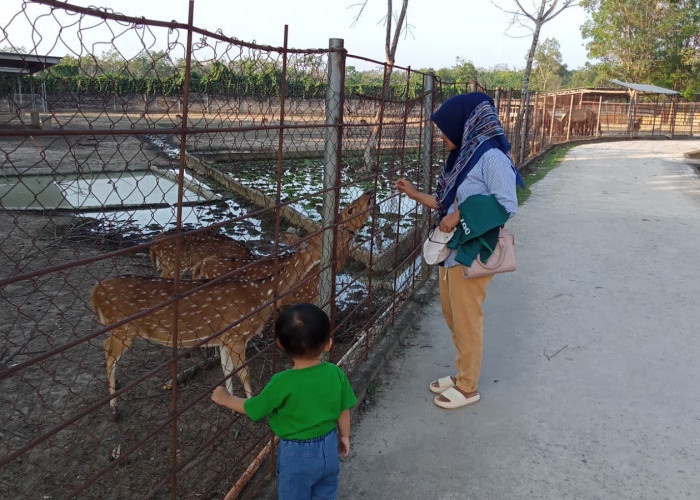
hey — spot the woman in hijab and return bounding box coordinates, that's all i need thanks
[395,91,523,409]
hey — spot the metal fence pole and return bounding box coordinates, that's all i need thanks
[320,38,345,314]
[420,73,434,271]
[421,74,434,195]
[420,73,435,270]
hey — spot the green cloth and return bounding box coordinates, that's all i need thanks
[243,361,357,440]
[447,194,509,266]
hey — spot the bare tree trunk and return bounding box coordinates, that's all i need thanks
[361,0,409,172]
[513,0,546,163]
[492,0,577,162]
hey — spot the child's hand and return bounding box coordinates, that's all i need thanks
[338,436,350,457]
[211,385,231,406]
[212,385,247,414]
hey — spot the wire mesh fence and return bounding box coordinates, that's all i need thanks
[1,1,699,499]
[0,2,438,499]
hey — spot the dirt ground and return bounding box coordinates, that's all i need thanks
[0,109,401,499]
[0,123,300,498]
[0,200,377,499]
[0,207,293,499]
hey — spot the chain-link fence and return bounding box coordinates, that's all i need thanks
[2,1,699,499]
[0,1,443,498]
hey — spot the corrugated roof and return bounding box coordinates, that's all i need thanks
[0,52,62,76]
[608,79,679,95]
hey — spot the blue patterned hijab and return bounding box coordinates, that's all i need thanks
[431,92,524,221]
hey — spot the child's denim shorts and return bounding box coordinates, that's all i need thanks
[276,427,339,500]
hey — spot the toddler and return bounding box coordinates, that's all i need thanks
[212,302,357,500]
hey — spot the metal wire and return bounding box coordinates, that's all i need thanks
[1,1,698,499]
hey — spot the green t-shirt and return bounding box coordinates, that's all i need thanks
[243,361,358,440]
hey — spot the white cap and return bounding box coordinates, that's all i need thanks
[422,228,454,265]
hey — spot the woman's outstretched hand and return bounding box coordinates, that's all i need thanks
[394,178,417,199]
[395,178,438,210]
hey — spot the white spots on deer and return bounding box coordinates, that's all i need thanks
[90,191,374,414]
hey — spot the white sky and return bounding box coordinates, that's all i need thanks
[4,0,592,71]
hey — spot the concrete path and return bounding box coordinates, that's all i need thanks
[336,140,700,500]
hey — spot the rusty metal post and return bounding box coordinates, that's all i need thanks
[530,92,539,154]
[519,90,530,163]
[566,94,574,141]
[549,94,557,143]
[505,88,513,138]
[319,38,345,314]
[670,95,678,138]
[690,102,695,138]
[539,93,547,148]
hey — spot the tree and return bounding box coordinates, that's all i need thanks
[452,57,479,84]
[566,61,606,88]
[581,0,664,82]
[530,37,564,91]
[581,0,700,97]
[351,0,411,170]
[491,0,578,161]
[479,64,524,89]
[0,45,28,53]
[656,0,700,97]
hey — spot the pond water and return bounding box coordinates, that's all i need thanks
[2,142,428,306]
[0,172,206,211]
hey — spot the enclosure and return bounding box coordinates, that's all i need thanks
[1,1,699,500]
[0,2,444,499]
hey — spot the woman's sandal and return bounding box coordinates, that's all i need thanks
[428,375,456,394]
[433,387,480,409]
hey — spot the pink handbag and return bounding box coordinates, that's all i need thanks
[461,227,516,278]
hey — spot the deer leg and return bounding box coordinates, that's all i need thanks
[220,344,252,398]
[103,332,134,412]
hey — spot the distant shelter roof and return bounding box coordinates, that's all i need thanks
[0,52,62,76]
[608,79,680,95]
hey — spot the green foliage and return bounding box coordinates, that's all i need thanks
[530,38,564,92]
[436,60,523,91]
[581,0,700,97]
[565,62,608,88]
[15,18,699,101]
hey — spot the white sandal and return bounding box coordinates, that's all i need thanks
[433,387,480,409]
[428,375,456,394]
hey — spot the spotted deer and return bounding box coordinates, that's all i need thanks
[192,218,356,296]
[91,191,373,414]
[149,228,254,279]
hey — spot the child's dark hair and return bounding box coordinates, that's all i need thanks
[275,303,331,358]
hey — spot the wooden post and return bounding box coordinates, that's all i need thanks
[549,94,557,143]
[566,94,574,141]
